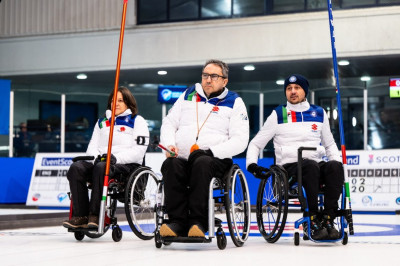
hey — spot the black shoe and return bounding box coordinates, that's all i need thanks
[303,215,328,240]
[87,214,99,229]
[188,224,205,237]
[160,223,184,237]
[322,214,340,239]
[63,216,88,229]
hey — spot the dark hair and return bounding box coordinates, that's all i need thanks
[203,59,229,78]
[107,86,138,116]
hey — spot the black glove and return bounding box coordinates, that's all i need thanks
[188,149,213,166]
[94,153,117,165]
[247,163,269,179]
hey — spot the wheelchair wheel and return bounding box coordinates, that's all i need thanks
[125,167,159,240]
[112,226,123,242]
[216,228,227,250]
[342,232,348,245]
[294,232,300,246]
[256,166,288,243]
[74,231,85,241]
[225,165,251,247]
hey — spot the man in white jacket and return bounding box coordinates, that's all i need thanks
[160,59,249,237]
[246,74,343,240]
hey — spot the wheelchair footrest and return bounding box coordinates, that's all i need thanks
[67,227,104,233]
[161,236,212,244]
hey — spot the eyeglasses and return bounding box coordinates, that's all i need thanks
[201,73,226,81]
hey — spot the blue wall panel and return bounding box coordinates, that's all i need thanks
[0,158,34,203]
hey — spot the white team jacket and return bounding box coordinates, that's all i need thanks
[86,109,149,164]
[246,100,341,167]
[161,83,249,160]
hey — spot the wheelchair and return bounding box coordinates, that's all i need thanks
[66,156,160,242]
[255,147,353,245]
[140,163,251,250]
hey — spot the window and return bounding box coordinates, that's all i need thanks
[233,0,265,16]
[201,0,231,18]
[170,0,199,20]
[138,0,167,23]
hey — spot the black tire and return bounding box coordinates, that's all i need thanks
[294,232,300,246]
[125,167,159,240]
[256,166,288,243]
[217,228,227,250]
[155,232,162,248]
[342,232,348,245]
[74,231,85,241]
[112,226,123,242]
[225,165,251,247]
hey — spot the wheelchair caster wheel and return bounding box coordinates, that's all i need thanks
[342,232,348,245]
[112,226,123,242]
[217,229,227,250]
[303,234,309,241]
[294,232,300,246]
[74,231,85,241]
[155,232,162,248]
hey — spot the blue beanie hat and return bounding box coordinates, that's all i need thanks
[284,74,309,96]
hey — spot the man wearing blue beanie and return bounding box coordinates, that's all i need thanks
[246,74,344,241]
[284,74,309,97]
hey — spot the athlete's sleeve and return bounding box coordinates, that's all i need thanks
[246,111,277,168]
[209,97,249,159]
[321,110,341,162]
[160,93,184,148]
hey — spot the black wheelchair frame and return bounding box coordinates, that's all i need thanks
[66,156,159,242]
[150,164,251,250]
[255,147,354,245]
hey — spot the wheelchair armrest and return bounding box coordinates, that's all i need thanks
[72,156,95,162]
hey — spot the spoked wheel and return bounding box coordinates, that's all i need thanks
[125,167,159,240]
[256,166,288,243]
[225,165,251,247]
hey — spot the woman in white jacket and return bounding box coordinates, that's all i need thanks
[63,87,149,229]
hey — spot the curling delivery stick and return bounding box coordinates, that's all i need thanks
[327,0,354,235]
[98,0,129,234]
[158,143,177,157]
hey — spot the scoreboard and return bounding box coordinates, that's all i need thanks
[346,149,400,211]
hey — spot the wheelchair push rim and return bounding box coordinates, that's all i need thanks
[225,165,251,246]
[125,167,159,240]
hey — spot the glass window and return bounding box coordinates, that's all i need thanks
[379,0,400,3]
[233,0,264,16]
[307,0,342,10]
[170,0,199,20]
[273,0,305,13]
[138,0,167,23]
[307,0,327,9]
[342,0,375,8]
[201,0,232,18]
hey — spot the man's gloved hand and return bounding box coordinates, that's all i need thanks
[247,163,269,179]
[94,154,117,165]
[188,149,213,165]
